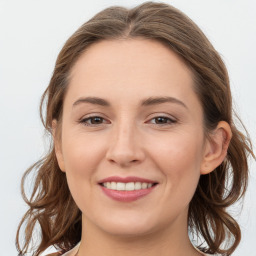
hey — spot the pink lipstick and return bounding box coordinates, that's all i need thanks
[98,176,158,202]
[98,176,157,184]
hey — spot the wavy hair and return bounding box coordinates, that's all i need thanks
[16,2,254,255]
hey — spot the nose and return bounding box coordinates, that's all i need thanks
[105,121,145,168]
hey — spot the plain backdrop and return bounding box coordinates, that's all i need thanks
[0,0,255,255]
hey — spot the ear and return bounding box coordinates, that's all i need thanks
[52,120,66,172]
[200,121,232,175]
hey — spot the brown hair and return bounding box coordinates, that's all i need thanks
[16,2,254,255]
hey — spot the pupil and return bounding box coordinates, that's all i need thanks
[92,117,102,124]
[156,117,166,123]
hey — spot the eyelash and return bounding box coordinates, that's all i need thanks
[79,115,177,127]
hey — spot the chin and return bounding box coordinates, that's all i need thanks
[93,214,161,238]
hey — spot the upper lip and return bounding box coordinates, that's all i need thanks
[98,176,158,184]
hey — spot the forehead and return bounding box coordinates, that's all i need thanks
[70,38,193,83]
[66,39,200,112]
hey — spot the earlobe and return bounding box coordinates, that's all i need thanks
[200,121,232,175]
[52,120,66,172]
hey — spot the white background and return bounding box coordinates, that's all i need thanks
[0,0,255,255]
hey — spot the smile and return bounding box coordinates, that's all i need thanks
[101,182,156,191]
[98,176,159,202]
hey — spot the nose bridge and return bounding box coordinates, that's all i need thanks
[106,116,145,166]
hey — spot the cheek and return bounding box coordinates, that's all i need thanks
[149,132,203,197]
[61,123,106,169]
[152,130,203,167]
[60,133,106,208]
[60,129,107,186]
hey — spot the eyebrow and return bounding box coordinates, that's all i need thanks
[72,96,188,109]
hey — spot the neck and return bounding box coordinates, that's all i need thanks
[78,214,202,256]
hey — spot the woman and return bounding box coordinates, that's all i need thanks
[16,2,254,256]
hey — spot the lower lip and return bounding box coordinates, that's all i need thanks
[100,185,157,202]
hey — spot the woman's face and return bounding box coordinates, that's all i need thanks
[56,39,209,237]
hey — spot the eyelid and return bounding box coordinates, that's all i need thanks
[146,115,177,125]
[79,114,110,126]
[78,113,178,127]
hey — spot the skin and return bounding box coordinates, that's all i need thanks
[54,39,232,256]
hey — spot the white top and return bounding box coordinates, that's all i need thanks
[60,242,214,256]
[194,245,214,255]
[61,243,79,256]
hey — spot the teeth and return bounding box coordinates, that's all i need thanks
[141,182,148,189]
[126,182,135,191]
[116,182,125,190]
[102,182,155,190]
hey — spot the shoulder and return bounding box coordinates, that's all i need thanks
[46,242,80,256]
[193,246,217,256]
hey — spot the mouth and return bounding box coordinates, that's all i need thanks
[99,181,158,191]
[98,176,159,202]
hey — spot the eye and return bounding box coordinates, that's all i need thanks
[148,116,177,126]
[79,116,109,126]
[78,115,176,127]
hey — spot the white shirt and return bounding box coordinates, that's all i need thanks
[61,243,80,256]
[61,242,214,256]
